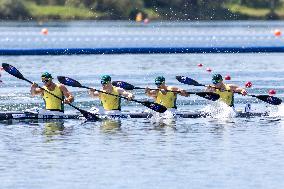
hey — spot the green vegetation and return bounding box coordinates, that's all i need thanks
[0,0,283,20]
[27,2,101,20]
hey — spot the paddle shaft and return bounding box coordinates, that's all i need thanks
[183,78,281,104]
[134,86,207,95]
[194,83,252,96]
[81,85,148,105]
[26,78,84,112]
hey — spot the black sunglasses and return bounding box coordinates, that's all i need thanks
[101,81,110,85]
[42,79,50,83]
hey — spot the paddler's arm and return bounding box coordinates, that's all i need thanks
[229,85,248,96]
[88,88,99,98]
[117,87,134,100]
[170,86,189,97]
[59,84,74,104]
[205,85,215,92]
[30,83,43,96]
[145,87,158,98]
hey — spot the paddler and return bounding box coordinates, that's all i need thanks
[89,75,134,115]
[206,74,247,107]
[145,76,188,113]
[30,72,74,112]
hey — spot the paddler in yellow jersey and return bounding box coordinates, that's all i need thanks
[89,75,134,116]
[30,72,74,113]
[145,76,188,113]
[206,74,247,107]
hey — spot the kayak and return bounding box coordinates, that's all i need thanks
[0,111,269,121]
[0,111,81,120]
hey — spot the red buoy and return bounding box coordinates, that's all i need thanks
[41,28,48,35]
[274,29,281,37]
[269,89,276,95]
[245,81,252,88]
[206,67,212,72]
[225,75,231,80]
[197,63,203,67]
[143,18,149,24]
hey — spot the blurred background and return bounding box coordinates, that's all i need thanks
[0,0,283,21]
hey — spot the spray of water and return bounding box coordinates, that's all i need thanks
[266,104,284,117]
[201,101,236,119]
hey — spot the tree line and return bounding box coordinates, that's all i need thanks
[0,0,282,20]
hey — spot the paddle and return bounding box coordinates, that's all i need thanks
[112,80,220,101]
[176,76,282,105]
[2,63,100,121]
[57,76,167,113]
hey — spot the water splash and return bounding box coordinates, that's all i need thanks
[201,102,236,119]
[266,104,284,117]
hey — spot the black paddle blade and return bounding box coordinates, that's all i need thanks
[176,76,204,86]
[2,63,25,80]
[195,92,220,101]
[57,76,83,88]
[80,109,101,121]
[112,81,135,90]
[255,95,282,105]
[70,104,100,121]
[141,101,167,113]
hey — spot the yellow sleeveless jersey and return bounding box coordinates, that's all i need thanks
[99,86,121,111]
[155,90,177,109]
[215,84,234,107]
[43,84,64,111]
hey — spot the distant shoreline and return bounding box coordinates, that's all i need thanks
[1,2,284,21]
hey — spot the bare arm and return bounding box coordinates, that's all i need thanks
[30,83,44,96]
[169,86,189,97]
[145,87,158,98]
[205,85,216,92]
[59,84,74,103]
[117,87,134,100]
[89,88,100,98]
[229,85,247,96]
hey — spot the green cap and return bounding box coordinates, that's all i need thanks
[41,72,53,79]
[212,74,223,84]
[155,76,165,85]
[101,75,111,84]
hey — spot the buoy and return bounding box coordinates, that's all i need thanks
[245,81,252,88]
[206,67,212,72]
[274,29,281,37]
[41,28,48,35]
[224,75,231,80]
[143,18,149,24]
[197,63,203,67]
[269,89,276,95]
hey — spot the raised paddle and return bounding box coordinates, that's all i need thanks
[2,63,100,121]
[57,76,167,113]
[176,76,282,105]
[112,80,220,101]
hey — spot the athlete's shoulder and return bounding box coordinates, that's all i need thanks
[57,83,68,90]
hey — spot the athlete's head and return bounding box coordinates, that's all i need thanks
[41,72,53,85]
[101,75,111,85]
[155,76,165,87]
[212,74,223,85]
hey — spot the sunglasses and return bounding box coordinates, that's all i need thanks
[155,83,162,86]
[212,79,222,84]
[101,81,110,85]
[42,78,50,83]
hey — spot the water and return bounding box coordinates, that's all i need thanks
[0,21,284,189]
[1,20,284,49]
